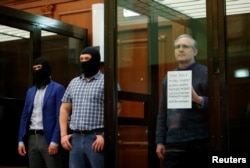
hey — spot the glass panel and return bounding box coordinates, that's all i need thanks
[119,100,144,118]
[117,0,207,168]
[155,0,206,18]
[0,24,30,166]
[118,126,148,168]
[0,25,30,99]
[226,0,250,156]
[117,7,149,94]
[41,30,84,87]
[117,4,150,168]
[155,3,207,168]
[157,20,207,93]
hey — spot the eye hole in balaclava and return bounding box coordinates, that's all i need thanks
[80,47,101,78]
[33,57,51,89]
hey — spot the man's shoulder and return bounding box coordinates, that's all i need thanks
[69,76,82,83]
[27,85,36,92]
[50,80,62,85]
[96,71,104,78]
[92,71,104,81]
[195,62,207,71]
[196,62,207,67]
[49,80,65,89]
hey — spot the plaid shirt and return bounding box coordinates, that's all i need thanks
[62,71,104,131]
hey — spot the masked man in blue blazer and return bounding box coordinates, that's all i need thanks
[18,57,65,168]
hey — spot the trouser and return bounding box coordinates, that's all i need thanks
[163,139,209,168]
[28,135,61,168]
[69,133,104,168]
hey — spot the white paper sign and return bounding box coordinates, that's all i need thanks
[167,71,192,109]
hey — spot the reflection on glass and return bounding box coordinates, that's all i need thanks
[117,4,150,168]
[117,0,207,168]
[234,68,249,78]
[117,7,149,94]
[0,25,30,42]
[154,0,250,19]
[226,0,250,152]
[119,100,144,118]
[0,25,30,98]
[123,9,140,17]
[42,30,57,37]
[154,0,206,19]
[226,0,250,15]
[41,30,83,87]
[118,125,148,168]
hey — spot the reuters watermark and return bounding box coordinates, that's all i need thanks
[210,155,249,167]
[212,156,246,164]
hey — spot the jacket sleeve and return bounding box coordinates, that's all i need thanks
[155,76,168,144]
[50,84,65,144]
[18,88,34,143]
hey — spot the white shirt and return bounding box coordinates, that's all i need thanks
[29,86,47,130]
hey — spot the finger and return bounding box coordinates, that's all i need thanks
[63,142,72,150]
[19,150,26,156]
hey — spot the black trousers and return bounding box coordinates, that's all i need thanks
[163,139,209,168]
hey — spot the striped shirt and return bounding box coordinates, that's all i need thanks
[62,71,104,131]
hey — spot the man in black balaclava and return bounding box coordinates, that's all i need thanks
[60,46,105,168]
[18,56,65,168]
[33,57,51,88]
[80,46,101,78]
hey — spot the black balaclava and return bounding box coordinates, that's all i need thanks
[33,57,51,89]
[80,47,101,78]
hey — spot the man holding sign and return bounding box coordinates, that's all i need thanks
[155,34,208,168]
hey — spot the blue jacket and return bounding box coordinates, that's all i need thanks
[18,80,65,145]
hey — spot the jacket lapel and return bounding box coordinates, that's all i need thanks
[43,81,53,106]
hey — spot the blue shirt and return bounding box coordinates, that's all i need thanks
[62,71,104,131]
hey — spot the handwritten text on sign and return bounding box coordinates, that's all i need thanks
[167,71,192,109]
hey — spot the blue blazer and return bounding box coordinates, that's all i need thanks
[18,80,65,145]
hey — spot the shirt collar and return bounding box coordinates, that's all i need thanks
[177,61,197,70]
[79,71,102,81]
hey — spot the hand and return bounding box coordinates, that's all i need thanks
[61,134,72,150]
[18,145,26,156]
[156,144,165,160]
[92,135,104,152]
[48,144,59,155]
[192,87,203,105]
[117,101,122,116]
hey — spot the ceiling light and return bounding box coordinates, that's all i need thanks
[0,25,57,42]
[123,9,140,17]
[155,0,250,18]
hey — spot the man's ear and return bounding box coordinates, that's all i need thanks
[194,49,198,56]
